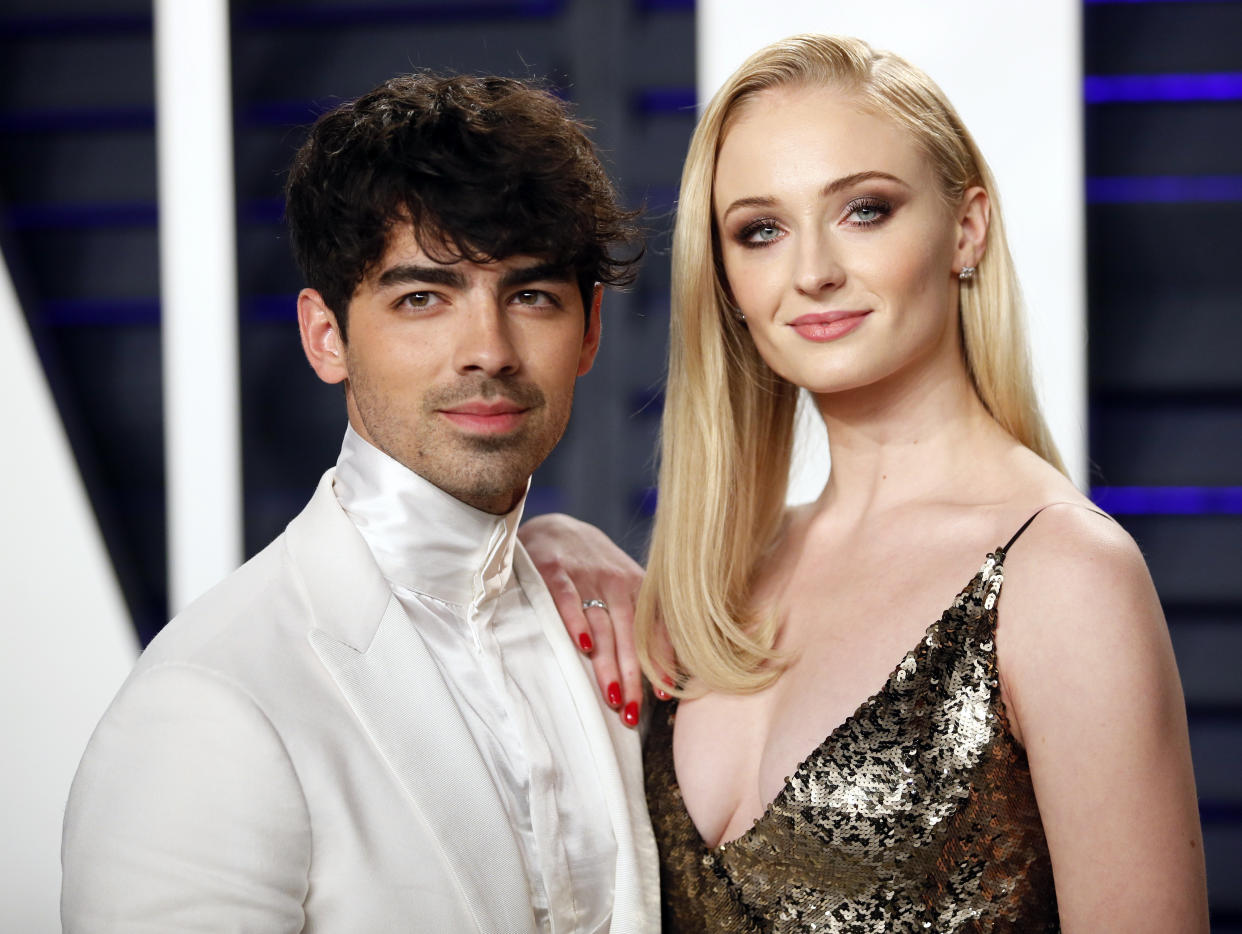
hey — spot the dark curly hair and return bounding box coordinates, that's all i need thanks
[285,72,642,337]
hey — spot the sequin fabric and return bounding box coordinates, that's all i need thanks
[645,547,1059,933]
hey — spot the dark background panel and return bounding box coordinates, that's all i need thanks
[0,132,156,204]
[1086,101,1242,176]
[1171,616,1242,705]
[1085,1,1242,74]
[1087,203,1242,395]
[1115,515,1242,604]
[1092,405,1242,485]
[1084,2,1242,925]
[0,33,155,109]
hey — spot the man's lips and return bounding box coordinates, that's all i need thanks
[438,400,529,434]
[788,310,870,342]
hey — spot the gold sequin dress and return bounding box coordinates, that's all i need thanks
[645,529,1059,933]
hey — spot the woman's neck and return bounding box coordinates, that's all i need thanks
[811,351,1015,517]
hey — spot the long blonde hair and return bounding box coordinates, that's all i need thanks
[636,34,1065,695]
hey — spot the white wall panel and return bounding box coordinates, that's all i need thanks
[0,257,137,932]
[155,0,243,612]
[699,1,1087,497]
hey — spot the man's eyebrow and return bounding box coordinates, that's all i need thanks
[498,262,575,289]
[374,264,467,289]
[720,170,910,221]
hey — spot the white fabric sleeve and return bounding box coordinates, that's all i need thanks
[61,663,311,933]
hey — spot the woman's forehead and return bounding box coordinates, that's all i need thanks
[714,91,927,190]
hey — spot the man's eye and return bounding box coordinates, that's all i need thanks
[400,292,437,308]
[513,290,555,306]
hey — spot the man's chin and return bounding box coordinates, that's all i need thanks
[436,466,531,514]
[459,430,528,453]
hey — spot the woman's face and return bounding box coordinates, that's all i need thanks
[713,84,982,399]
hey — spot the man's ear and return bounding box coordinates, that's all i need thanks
[954,186,990,273]
[298,289,348,385]
[577,283,604,377]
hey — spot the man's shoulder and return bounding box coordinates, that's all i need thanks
[136,475,343,672]
[136,531,306,676]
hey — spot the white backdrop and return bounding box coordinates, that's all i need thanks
[0,259,137,932]
[697,0,1087,499]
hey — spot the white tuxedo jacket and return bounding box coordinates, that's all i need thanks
[62,471,660,932]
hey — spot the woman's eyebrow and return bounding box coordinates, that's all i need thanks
[820,170,909,197]
[720,170,910,222]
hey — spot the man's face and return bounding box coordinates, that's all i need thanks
[299,226,601,514]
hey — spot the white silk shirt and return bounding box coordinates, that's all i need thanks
[333,427,616,934]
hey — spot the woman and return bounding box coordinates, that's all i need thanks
[523,34,1208,931]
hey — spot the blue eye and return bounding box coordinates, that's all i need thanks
[845,198,892,226]
[740,221,783,246]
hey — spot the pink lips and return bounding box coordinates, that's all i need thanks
[788,310,870,342]
[439,400,528,434]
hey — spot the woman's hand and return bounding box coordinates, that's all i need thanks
[518,514,647,727]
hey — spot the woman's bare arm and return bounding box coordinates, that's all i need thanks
[999,505,1208,933]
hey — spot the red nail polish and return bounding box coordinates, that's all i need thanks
[623,701,639,727]
[654,687,671,701]
[578,632,593,653]
[607,682,622,707]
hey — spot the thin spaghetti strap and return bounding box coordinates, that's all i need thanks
[1000,502,1113,554]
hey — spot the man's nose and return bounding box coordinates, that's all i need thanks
[454,304,521,376]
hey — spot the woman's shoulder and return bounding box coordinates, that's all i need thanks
[988,485,1172,758]
[1001,497,1148,598]
[995,497,1166,702]
[993,445,1144,582]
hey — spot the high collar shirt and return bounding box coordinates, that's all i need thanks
[333,426,616,934]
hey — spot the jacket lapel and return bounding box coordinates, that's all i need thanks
[288,470,537,934]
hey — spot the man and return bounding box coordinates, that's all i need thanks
[61,73,659,933]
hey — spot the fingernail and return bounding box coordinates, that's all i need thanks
[661,674,675,688]
[623,701,639,727]
[578,632,593,653]
[607,682,622,707]
[654,687,671,701]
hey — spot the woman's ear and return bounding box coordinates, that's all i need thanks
[955,186,990,272]
[297,289,348,385]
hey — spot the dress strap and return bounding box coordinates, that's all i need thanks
[999,502,1112,554]
[1000,508,1046,553]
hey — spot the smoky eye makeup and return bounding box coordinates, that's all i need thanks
[736,218,785,247]
[841,196,894,227]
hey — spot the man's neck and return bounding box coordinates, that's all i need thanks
[332,425,526,606]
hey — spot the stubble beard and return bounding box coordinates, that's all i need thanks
[352,375,571,514]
